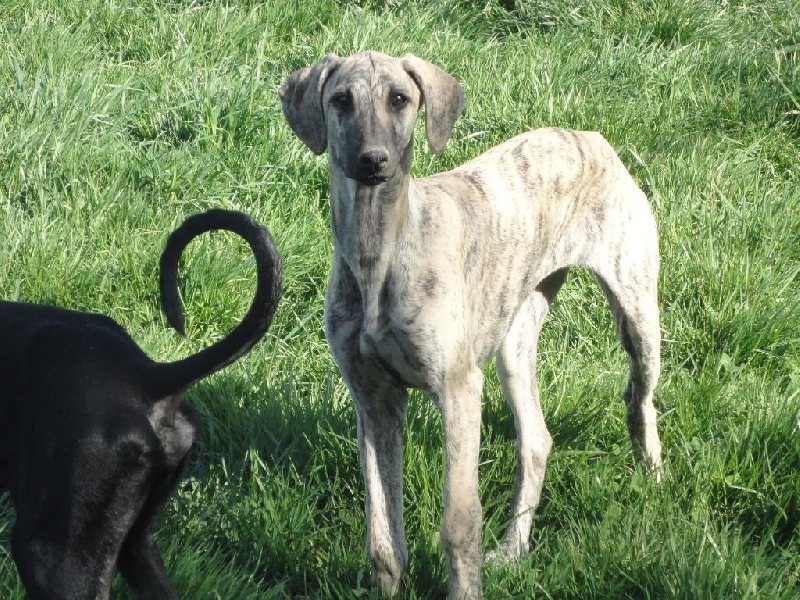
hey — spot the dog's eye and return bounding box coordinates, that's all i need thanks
[390,93,409,109]
[330,92,351,110]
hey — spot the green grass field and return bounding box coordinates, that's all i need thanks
[1,0,798,597]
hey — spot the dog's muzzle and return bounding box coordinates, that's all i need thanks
[349,149,390,186]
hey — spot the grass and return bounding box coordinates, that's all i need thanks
[1,0,798,597]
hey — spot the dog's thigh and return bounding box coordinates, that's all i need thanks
[117,404,198,599]
[11,526,114,600]
[11,474,134,600]
[14,425,172,599]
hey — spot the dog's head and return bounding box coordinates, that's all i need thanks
[279,51,465,185]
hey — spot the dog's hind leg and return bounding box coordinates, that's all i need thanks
[489,269,567,564]
[11,473,133,600]
[594,235,663,481]
[118,527,177,600]
[117,462,188,600]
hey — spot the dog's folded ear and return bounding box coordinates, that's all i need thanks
[401,54,466,154]
[279,53,341,155]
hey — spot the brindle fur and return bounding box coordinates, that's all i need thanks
[280,51,662,599]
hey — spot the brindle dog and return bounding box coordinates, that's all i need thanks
[280,51,662,599]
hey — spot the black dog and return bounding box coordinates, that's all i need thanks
[0,209,282,599]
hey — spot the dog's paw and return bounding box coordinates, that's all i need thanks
[485,540,528,567]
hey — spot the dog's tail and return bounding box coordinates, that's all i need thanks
[155,208,283,396]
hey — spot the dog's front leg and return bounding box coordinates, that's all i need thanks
[326,261,410,594]
[435,367,485,600]
[350,377,409,595]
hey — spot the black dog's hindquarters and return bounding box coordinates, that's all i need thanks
[0,209,282,600]
[1,305,198,600]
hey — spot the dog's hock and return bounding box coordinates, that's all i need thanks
[279,53,341,155]
[400,54,466,153]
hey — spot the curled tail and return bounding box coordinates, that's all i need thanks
[155,208,283,396]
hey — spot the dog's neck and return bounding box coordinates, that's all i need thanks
[329,158,413,330]
[329,161,412,271]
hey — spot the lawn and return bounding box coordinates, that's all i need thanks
[0,0,798,598]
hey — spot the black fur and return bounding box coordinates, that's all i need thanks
[0,209,282,599]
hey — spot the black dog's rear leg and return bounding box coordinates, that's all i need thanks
[116,452,194,600]
[117,526,178,600]
[11,498,120,600]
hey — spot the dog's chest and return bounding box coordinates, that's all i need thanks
[355,265,471,390]
[358,320,431,389]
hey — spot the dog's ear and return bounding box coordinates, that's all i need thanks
[279,54,341,155]
[401,54,465,154]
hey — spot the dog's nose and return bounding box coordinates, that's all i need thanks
[359,150,389,168]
